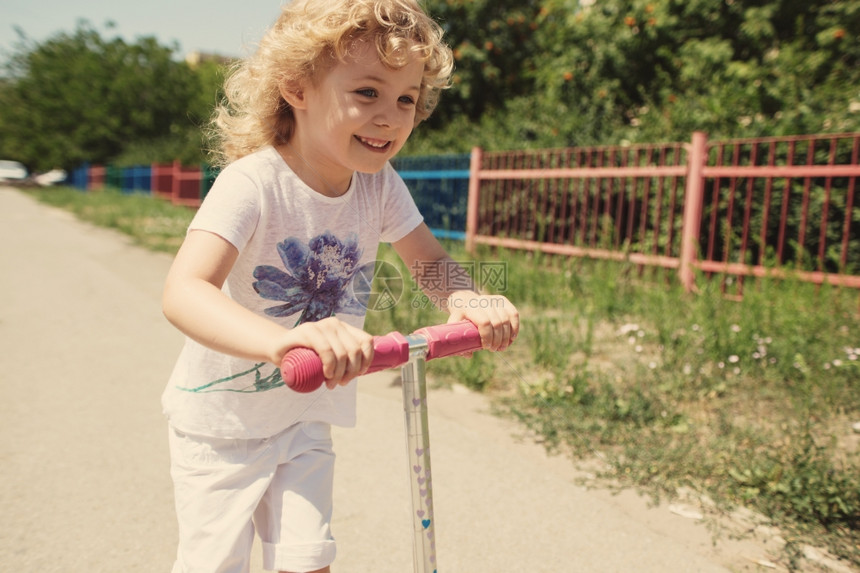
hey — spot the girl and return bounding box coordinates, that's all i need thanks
[161,1,519,571]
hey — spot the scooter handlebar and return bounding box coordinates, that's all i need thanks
[280,321,482,393]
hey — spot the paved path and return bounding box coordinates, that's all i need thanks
[0,188,782,572]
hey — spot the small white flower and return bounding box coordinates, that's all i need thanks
[731,324,741,333]
[729,355,739,363]
[635,345,643,353]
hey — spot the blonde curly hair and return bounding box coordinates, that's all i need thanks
[211,0,453,166]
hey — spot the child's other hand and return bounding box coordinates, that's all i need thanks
[446,291,519,353]
[280,317,375,389]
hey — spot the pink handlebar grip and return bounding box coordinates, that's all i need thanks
[280,347,325,393]
[280,322,483,393]
[367,331,411,373]
[281,331,410,393]
[415,321,483,360]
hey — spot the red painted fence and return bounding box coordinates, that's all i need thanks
[151,161,207,207]
[86,161,214,208]
[465,131,860,297]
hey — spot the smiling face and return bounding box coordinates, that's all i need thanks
[280,39,425,196]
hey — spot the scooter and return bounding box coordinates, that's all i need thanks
[281,321,483,573]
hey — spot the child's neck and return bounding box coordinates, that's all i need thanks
[276,142,352,198]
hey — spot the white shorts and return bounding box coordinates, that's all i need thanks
[168,421,337,573]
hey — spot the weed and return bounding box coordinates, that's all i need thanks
[28,187,194,253]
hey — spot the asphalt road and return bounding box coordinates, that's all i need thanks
[0,187,787,572]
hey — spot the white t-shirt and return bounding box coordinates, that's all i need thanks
[162,146,423,439]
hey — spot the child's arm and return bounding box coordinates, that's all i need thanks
[392,223,519,352]
[162,230,374,388]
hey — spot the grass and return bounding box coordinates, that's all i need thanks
[25,185,860,570]
[28,186,194,253]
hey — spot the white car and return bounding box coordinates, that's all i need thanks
[0,160,28,183]
[34,169,67,186]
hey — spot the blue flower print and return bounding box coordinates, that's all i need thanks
[253,231,368,325]
[179,232,370,395]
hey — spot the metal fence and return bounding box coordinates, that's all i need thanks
[690,132,860,294]
[466,131,860,296]
[67,131,860,298]
[391,153,470,239]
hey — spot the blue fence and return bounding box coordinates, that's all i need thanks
[122,166,152,194]
[69,164,89,190]
[69,153,472,239]
[390,153,470,240]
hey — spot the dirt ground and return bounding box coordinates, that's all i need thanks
[1,187,853,572]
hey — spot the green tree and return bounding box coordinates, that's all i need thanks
[423,0,545,124]
[413,0,860,152]
[0,23,201,171]
[113,58,226,167]
[524,0,860,145]
[2,3,858,166]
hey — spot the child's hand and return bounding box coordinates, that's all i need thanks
[280,317,375,389]
[446,291,519,352]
